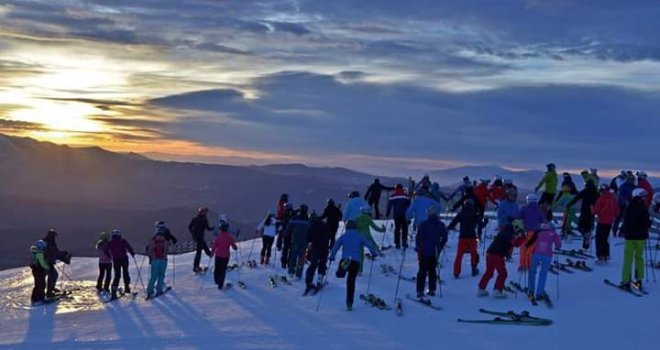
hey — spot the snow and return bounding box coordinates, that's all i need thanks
[1,219,659,349]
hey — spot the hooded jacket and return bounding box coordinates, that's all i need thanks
[415,215,448,257]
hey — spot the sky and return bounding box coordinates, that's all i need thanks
[1,0,660,176]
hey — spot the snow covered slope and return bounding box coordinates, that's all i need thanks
[1,221,658,349]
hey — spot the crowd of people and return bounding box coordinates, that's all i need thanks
[27,165,660,310]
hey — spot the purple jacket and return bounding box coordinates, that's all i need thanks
[105,237,135,260]
[516,203,544,232]
[96,240,111,264]
[530,227,561,256]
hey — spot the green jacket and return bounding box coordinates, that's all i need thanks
[30,247,49,270]
[537,170,558,194]
[355,214,384,248]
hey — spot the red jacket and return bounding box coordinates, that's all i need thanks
[638,179,654,208]
[276,199,287,220]
[489,185,505,202]
[591,191,620,224]
[211,232,237,258]
[474,184,490,209]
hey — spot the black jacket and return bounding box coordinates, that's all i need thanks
[308,218,331,255]
[568,181,600,213]
[448,204,479,239]
[320,204,342,231]
[365,181,394,203]
[188,215,213,241]
[621,198,651,240]
[487,225,523,256]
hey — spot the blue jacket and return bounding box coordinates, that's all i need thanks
[386,191,410,218]
[618,181,636,206]
[330,229,379,263]
[406,195,440,224]
[497,199,520,227]
[415,216,448,257]
[343,198,368,221]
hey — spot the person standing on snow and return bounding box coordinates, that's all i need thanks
[567,180,600,250]
[489,176,506,204]
[145,233,170,298]
[30,240,50,303]
[320,198,342,249]
[613,172,636,237]
[448,198,481,278]
[636,171,654,208]
[619,188,651,291]
[286,205,311,278]
[278,203,295,268]
[496,188,520,232]
[188,207,214,273]
[591,184,620,264]
[105,229,136,299]
[526,223,561,302]
[406,189,441,232]
[536,163,558,219]
[355,206,386,271]
[329,220,380,311]
[561,173,578,195]
[387,184,411,249]
[95,232,112,293]
[415,205,447,297]
[478,223,525,298]
[364,178,394,219]
[514,194,544,271]
[211,221,238,290]
[257,212,277,265]
[42,229,71,298]
[552,185,576,238]
[304,213,331,295]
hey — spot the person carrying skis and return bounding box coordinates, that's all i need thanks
[567,179,600,250]
[536,163,558,215]
[619,188,651,290]
[320,198,342,249]
[364,178,394,219]
[387,184,411,249]
[145,233,170,298]
[448,198,480,278]
[526,223,561,302]
[329,220,380,311]
[343,191,368,221]
[613,172,636,237]
[478,223,525,298]
[257,211,277,265]
[561,173,578,195]
[552,185,576,238]
[415,205,447,297]
[286,205,311,278]
[95,232,112,293]
[105,229,135,299]
[591,184,620,264]
[211,221,238,290]
[304,213,331,295]
[636,171,654,208]
[188,207,214,273]
[30,240,50,303]
[514,194,544,271]
[42,229,71,298]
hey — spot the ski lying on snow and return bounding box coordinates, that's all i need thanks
[404,294,441,311]
[478,309,551,324]
[457,317,551,326]
[603,279,643,297]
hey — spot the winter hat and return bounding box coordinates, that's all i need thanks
[632,188,647,198]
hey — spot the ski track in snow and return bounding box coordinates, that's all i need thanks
[1,220,659,349]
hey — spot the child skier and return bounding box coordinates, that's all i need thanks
[95,232,112,293]
[478,223,525,298]
[211,221,238,290]
[526,223,561,302]
[257,211,277,265]
[105,229,136,299]
[619,188,651,290]
[146,233,170,298]
[30,240,49,303]
[448,198,480,278]
[329,220,380,311]
[415,206,447,297]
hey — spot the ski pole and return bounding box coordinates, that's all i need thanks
[393,248,406,304]
[132,255,147,294]
[315,261,332,312]
[247,231,257,263]
[436,247,444,298]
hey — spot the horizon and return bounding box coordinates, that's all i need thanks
[1,1,659,175]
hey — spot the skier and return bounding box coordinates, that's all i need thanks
[42,229,71,298]
[552,185,576,237]
[364,178,394,219]
[105,229,135,299]
[320,198,342,249]
[567,179,600,250]
[450,177,477,212]
[514,194,544,271]
[489,176,506,204]
[343,191,368,221]
[613,172,636,237]
[496,188,520,232]
[478,223,525,297]
[30,240,49,303]
[145,233,169,298]
[636,171,654,208]
[474,179,496,238]
[278,202,295,268]
[535,163,558,215]
[619,188,651,290]
[304,213,331,294]
[591,184,620,264]
[154,221,178,244]
[430,182,449,203]
[286,205,311,278]
[561,173,578,195]
[356,206,385,249]
[188,207,214,273]
[211,221,238,290]
[329,220,380,311]
[448,198,480,278]
[386,184,411,249]
[95,232,112,293]
[275,194,290,251]
[526,223,561,302]
[581,170,599,189]
[609,171,627,192]
[415,205,447,297]
[406,189,441,231]
[257,211,277,265]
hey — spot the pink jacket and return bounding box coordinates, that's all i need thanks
[96,240,111,264]
[592,191,620,224]
[530,227,561,256]
[211,232,237,258]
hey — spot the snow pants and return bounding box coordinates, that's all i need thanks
[193,239,211,270]
[453,238,479,277]
[31,266,47,302]
[111,257,131,291]
[147,258,167,296]
[393,216,408,248]
[528,253,551,297]
[344,260,360,307]
[595,223,612,260]
[46,264,58,297]
[622,240,645,283]
[260,235,274,260]
[417,255,438,294]
[519,232,535,270]
[479,253,507,291]
[97,262,112,290]
[214,257,229,288]
[305,248,329,285]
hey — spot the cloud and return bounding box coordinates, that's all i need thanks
[0,118,46,132]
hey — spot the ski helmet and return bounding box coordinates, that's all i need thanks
[111,229,122,237]
[46,228,58,237]
[546,163,555,170]
[35,240,47,251]
[632,188,647,198]
[526,193,539,203]
[155,221,166,229]
[636,171,648,179]
[580,170,589,175]
[218,214,228,224]
[327,198,335,206]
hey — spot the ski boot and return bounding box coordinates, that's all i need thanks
[477,289,489,297]
[303,284,316,296]
[427,290,436,297]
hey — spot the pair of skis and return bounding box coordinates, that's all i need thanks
[458,309,552,326]
[405,294,442,310]
[553,249,594,259]
[603,279,648,297]
[145,286,173,300]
